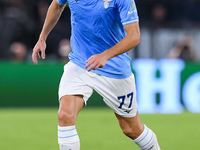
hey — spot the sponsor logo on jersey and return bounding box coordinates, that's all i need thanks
[131,1,134,10]
[128,1,137,15]
[103,0,113,9]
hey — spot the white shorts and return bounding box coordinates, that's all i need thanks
[58,61,138,118]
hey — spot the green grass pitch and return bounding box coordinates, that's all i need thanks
[0,108,199,150]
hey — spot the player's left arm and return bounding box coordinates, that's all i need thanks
[85,22,140,71]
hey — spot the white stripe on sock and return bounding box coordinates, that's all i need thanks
[58,125,79,144]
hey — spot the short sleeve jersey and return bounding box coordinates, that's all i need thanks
[57,0,139,79]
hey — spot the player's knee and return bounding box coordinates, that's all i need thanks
[122,127,133,137]
[122,127,141,140]
[57,110,76,126]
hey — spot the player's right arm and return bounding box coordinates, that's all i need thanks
[32,0,66,65]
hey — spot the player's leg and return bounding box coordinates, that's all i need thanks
[58,95,84,126]
[115,112,143,139]
[58,95,84,150]
[57,62,93,150]
[115,112,160,150]
[90,73,160,149]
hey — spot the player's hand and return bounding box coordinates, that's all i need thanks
[85,53,108,71]
[32,39,46,65]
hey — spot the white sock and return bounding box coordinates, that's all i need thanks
[133,124,160,150]
[58,125,80,150]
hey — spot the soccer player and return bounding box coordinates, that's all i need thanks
[32,0,161,150]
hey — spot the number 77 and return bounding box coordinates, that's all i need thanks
[117,92,133,109]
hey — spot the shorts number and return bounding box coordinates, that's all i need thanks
[117,92,133,109]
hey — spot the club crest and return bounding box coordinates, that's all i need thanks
[103,0,113,9]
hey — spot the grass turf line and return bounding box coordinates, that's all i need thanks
[0,108,199,150]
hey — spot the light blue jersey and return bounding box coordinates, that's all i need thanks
[57,0,139,79]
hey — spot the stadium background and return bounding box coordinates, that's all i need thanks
[0,0,200,149]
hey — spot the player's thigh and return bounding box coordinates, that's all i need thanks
[93,74,138,118]
[58,62,93,125]
[59,95,84,115]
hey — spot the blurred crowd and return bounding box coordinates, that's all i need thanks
[0,0,200,62]
[137,0,200,28]
[0,0,71,62]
